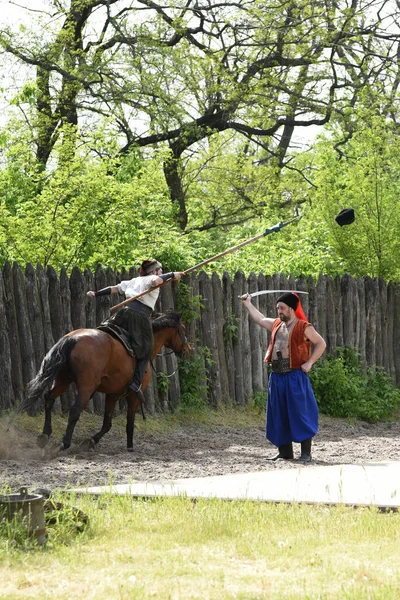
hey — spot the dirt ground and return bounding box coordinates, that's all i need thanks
[1,412,399,493]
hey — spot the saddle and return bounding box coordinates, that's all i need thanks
[97,323,135,358]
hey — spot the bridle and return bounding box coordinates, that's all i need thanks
[151,323,189,376]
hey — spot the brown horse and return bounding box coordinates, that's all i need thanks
[23,311,190,453]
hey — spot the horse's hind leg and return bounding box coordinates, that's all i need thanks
[62,386,93,450]
[37,377,71,448]
[90,394,119,447]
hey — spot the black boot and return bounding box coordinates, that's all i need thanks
[299,438,312,462]
[266,442,294,461]
[128,359,147,404]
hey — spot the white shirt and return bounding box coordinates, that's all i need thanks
[117,275,160,309]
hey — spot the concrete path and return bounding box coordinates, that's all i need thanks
[74,460,400,509]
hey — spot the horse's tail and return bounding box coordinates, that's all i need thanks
[21,336,78,412]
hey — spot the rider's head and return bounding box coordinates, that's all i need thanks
[139,259,162,276]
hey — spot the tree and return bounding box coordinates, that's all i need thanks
[0,132,193,270]
[310,109,400,280]
[1,0,399,234]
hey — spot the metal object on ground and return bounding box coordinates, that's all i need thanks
[0,487,46,546]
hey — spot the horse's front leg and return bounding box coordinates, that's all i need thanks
[90,394,119,447]
[126,391,142,451]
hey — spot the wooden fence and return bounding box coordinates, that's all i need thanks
[0,262,399,414]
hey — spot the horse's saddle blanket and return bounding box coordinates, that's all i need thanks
[97,323,135,358]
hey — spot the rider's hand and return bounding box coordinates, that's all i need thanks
[87,290,96,298]
[173,272,184,280]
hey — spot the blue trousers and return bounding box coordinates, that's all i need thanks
[266,370,318,447]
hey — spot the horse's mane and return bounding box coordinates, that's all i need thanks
[152,310,182,332]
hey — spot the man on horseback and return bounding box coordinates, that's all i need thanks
[87,259,183,403]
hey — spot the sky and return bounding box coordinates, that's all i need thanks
[1,0,45,25]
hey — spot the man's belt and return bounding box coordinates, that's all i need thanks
[271,358,297,374]
[126,300,153,317]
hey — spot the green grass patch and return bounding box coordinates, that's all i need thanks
[0,492,399,599]
[3,404,265,441]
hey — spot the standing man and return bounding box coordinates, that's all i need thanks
[242,292,326,462]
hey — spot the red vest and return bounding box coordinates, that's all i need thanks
[264,319,311,368]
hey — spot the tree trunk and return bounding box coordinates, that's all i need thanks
[0,271,14,410]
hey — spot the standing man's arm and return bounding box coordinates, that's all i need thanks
[301,326,326,373]
[241,294,275,331]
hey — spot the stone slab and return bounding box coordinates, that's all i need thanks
[73,460,400,509]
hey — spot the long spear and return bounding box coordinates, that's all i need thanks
[110,214,301,313]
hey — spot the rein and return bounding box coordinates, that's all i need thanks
[151,324,187,377]
[157,349,175,357]
[151,360,178,378]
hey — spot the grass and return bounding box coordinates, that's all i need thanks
[0,492,400,599]
[4,403,266,441]
[1,407,400,598]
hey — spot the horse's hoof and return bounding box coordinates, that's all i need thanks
[127,447,134,453]
[37,433,50,448]
[43,439,63,460]
[77,438,96,452]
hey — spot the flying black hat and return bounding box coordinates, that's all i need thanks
[335,208,355,226]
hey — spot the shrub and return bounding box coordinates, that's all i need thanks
[177,345,212,410]
[309,347,400,422]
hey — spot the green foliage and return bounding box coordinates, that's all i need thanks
[309,109,400,280]
[0,1,400,283]
[182,133,282,233]
[43,494,89,546]
[177,345,211,410]
[175,283,210,409]
[309,347,400,422]
[251,390,267,414]
[156,371,170,395]
[1,83,400,282]
[0,132,188,271]
[176,282,204,324]
[223,314,238,346]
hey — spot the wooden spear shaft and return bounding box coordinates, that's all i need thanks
[109,215,301,313]
[182,216,299,274]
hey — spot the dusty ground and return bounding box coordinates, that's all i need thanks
[0,412,399,493]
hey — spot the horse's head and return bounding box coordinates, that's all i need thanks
[174,320,190,359]
[152,311,190,359]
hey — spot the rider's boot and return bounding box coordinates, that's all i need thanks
[128,359,147,404]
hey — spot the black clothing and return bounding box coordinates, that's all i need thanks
[107,303,153,362]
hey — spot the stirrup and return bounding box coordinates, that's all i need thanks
[128,382,145,403]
